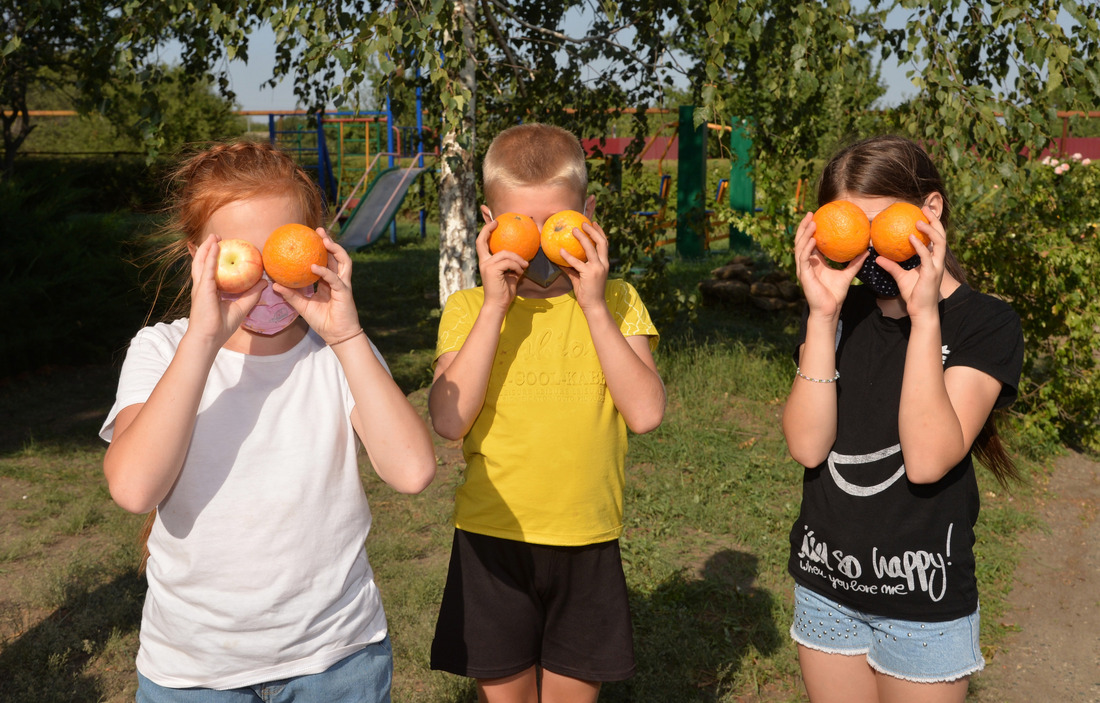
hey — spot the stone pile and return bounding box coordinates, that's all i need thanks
[698,256,803,312]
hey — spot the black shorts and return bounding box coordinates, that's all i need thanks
[430,529,635,682]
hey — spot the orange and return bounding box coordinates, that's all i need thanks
[540,210,591,267]
[489,212,540,261]
[812,200,871,263]
[870,202,930,261]
[262,223,328,288]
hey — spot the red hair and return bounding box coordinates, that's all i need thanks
[145,140,324,323]
[169,140,324,247]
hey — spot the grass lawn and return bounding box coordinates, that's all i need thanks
[0,222,1043,702]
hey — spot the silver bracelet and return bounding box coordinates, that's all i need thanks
[796,367,840,383]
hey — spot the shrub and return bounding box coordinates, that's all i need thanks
[0,172,153,377]
[14,156,169,213]
[959,153,1100,451]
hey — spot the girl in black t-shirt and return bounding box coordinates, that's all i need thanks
[782,135,1023,702]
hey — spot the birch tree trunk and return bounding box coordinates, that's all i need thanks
[437,0,479,308]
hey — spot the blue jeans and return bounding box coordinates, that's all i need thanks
[136,637,392,703]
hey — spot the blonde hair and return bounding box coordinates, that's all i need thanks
[482,123,588,211]
[146,140,324,322]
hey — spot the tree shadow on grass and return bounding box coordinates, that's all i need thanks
[0,569,145,703]
[0,364,119,457]
[604,549,782,702]
[348,239,442,395]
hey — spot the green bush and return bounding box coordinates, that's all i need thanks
[14,156,169,213]
[959,153,1100,451]
[0,172,153,377]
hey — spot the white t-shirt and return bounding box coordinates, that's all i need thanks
[100,319,389,689]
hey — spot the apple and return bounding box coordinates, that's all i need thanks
[214,239,264,293]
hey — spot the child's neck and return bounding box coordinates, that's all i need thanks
[516,274,574,299]
[222,318,309,355]
[875,275,963,319]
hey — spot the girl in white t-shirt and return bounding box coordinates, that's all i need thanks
[100,140,436,702]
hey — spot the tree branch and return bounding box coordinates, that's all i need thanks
[484,0,633,49]
[479,0,531,98]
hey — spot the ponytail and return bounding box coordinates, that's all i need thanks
[973,412,1021,488]
[138,509,155,575]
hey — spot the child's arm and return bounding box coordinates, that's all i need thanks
[104,235,265,514]
[880,214,1003,483]
[279,231,436,494]
[333,333,436,494]
[781,212,868,468]
[560,221,666,434]
[429,220,529,440]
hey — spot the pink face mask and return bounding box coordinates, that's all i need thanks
[221,276,313,336]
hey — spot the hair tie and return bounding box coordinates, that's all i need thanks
[328,328,365,347]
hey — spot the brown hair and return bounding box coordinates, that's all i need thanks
[817,135,967,284]
[818,135,1020,487]
[482,123,588,212]
[138,140,324,572]
[146,140,324,322]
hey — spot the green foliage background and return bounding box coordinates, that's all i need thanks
[21,67,247,160]
[4,0,1100,448]
[960,155,1100,451]
[0,168,152,375]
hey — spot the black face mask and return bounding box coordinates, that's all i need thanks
[856,246,920,297]
[523,248,562,288]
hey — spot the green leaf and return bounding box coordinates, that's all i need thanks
[1,36,20,56]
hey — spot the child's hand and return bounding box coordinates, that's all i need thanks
[877,207,947,322]
[275,228,362,344]
[794,211,867,319]
[559,219,610,313]
[187,235,264,346]
[475,219,528,313]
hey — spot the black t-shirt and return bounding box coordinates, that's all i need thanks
[787,284,1024,621]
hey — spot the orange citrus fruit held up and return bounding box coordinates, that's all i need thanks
[262,223,329,288]
[540,210,591,267]
[489,212,541,261]
[811,200,871,263]
[870,202,930,262]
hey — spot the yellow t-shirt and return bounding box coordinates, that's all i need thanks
[435,279,659,546]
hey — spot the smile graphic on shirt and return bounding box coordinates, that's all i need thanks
[827,444,905,497]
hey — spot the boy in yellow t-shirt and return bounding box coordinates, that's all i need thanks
[428,123,666,703]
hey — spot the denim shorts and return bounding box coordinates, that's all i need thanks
[136,636,392,702]
[790,585,984,683]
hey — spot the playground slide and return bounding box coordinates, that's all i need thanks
[337,166,428,249]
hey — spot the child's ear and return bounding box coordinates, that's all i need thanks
[583,194,596,219]
[923,192,944,219]
[187,242,198,257]
[479,205,494,224]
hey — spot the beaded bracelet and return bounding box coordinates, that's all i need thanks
[328,328,365,347]
[796,367,840,383]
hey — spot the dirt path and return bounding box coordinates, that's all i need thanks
[972,451,1100,702]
